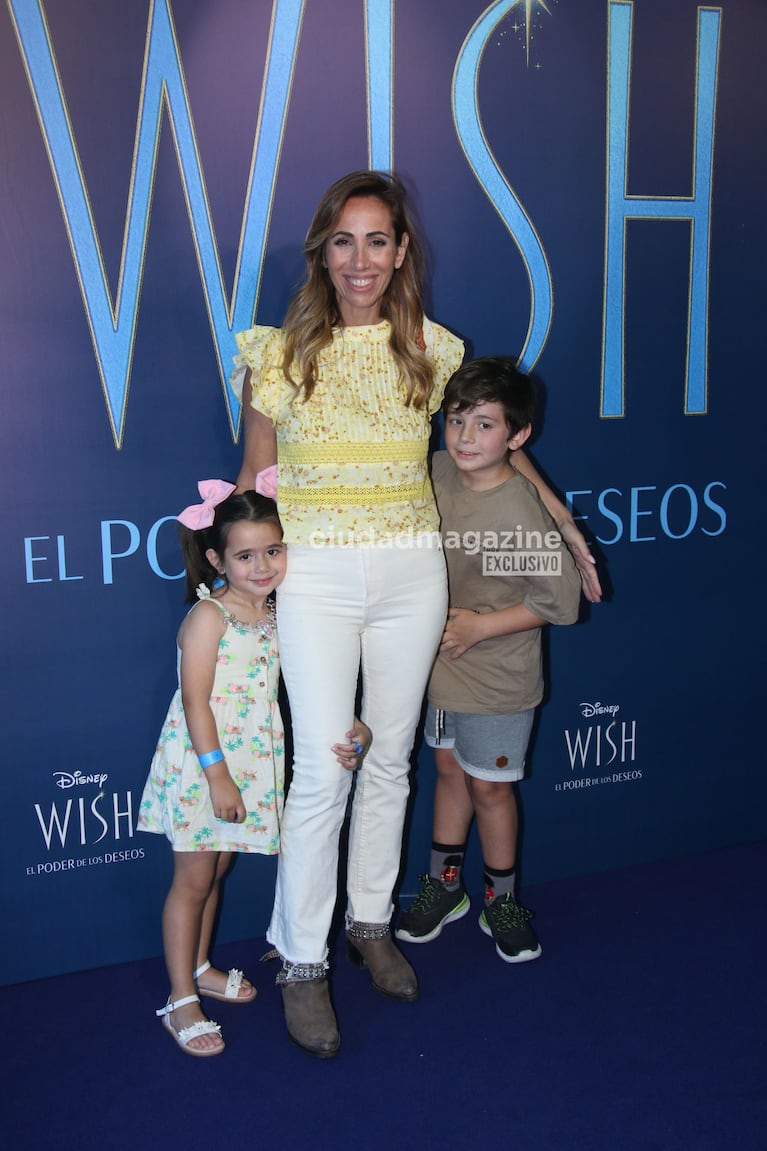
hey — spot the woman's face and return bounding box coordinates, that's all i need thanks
[323,195,409,326]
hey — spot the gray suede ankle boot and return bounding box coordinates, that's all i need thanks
[276,959,340,1058]
[346,921,419,1001]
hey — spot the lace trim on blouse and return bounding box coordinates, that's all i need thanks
[278,440,426,464]
[278,480,431,506]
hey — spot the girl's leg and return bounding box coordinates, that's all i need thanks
[194,853,255,999]
[196,851,230,969]
[346,543,448,925]
[161,850,223,1052]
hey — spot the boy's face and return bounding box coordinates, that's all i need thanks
[444,400,530,489]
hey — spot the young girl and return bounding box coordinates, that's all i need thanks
[138,480,368,1056]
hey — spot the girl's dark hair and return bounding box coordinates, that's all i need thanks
[179,490,282,603]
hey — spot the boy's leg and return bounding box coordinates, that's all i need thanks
[431,746,472,889]
[468,776,541,963]
[465,775,518,876]
[395,746,472,943]
[433,745,474,853]
[448,708,541,964]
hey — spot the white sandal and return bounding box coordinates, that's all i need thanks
[156,993,224,1057]
[193,960,257,1004]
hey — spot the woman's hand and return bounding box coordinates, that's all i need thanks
[510,448,603,604]
[557,517,603,604]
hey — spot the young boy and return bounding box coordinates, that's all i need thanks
[396,357,582,963]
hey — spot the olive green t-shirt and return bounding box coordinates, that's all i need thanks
[428,451,582,715]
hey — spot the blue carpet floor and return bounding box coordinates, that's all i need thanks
[5,841,766,1151]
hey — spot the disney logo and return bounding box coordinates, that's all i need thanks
[579,702,621,719]
[53,771,109,790]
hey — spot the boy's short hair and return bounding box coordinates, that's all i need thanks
[443,356,535,436]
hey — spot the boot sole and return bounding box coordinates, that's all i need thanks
[286,1028,340,1058]
[345,939,420,1001]
[282,982,340,1058]
[370,978,419,1003]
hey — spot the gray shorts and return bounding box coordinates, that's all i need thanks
[424,701,535,782]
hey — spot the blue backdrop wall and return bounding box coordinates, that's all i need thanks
[2,0,764,986]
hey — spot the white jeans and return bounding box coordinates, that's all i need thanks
[267,539,448,964]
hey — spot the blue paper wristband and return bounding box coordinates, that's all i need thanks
[199,749,225,768]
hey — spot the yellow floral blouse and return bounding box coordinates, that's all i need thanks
[231,318,464,545]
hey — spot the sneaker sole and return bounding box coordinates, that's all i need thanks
[395,893,471,943]
[478,911,542,964]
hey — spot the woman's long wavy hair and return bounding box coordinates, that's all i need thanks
[281,170,433,409]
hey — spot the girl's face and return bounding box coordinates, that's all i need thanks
[207,520,286,603]
[323,195,409,326]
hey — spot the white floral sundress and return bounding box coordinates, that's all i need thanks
[138,595,284,853]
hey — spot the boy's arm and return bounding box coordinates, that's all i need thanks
[511,449,602,603]
[440,604,546,660]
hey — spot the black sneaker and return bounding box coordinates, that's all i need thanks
[479,893,542,963]
[395,875,470,943]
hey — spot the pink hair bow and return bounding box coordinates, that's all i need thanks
[255,465,278,499]
[177,479,236,529]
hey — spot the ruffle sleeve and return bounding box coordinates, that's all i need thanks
[422,317,465,415]
[230,325,286,423]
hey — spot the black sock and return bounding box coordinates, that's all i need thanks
[483,865,516,903]
[430,842,465,891]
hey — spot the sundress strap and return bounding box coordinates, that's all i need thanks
[191,596,228,618]
[189,592,276,638]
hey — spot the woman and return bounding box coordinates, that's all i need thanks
[232,171,600,1057]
